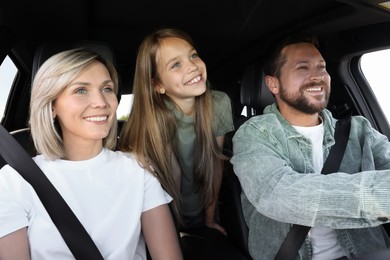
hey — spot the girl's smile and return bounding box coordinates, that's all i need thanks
[155,37,207,111]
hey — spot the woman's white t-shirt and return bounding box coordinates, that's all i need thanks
[0,148,171,259]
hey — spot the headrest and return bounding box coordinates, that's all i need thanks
[32,40,117,81]
[31,40,120,101]
[240,62,274,115]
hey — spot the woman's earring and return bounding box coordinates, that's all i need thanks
[160,88,165,94]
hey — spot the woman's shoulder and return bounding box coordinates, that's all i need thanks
[107,149,140,164]
[106,150,159,181]
[0,164,35,200]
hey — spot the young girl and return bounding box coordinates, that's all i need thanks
[118,28,250,259]
[0,48,182,260]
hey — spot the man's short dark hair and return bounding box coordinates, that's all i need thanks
[263,32,319,77]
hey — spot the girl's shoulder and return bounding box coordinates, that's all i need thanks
[211,90,235,134]
[211,90,229,102]
[211,90,231,111]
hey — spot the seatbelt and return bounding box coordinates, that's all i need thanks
[0,124,104,260]
[274,116,352,260]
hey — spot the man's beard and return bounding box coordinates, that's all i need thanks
[278,81,330,114]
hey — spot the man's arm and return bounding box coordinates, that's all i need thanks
[231,116,390,229]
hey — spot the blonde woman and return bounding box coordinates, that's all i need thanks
[0,48,182,260]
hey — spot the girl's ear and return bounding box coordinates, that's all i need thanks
[265,75,280,95]
[158,86,166,94]
[153,80,166,94]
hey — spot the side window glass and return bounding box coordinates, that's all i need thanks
[117,94,134,120]
[360,49,390,122]
[0,56,18,120]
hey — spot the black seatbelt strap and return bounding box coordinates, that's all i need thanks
[0,124,104,260]
[321,116,351,176]
[275,116,352,260]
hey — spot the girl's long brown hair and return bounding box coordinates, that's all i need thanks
[118,28,225,224]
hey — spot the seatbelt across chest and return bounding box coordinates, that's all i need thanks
[0,124,104,260]
[274,116,352,260]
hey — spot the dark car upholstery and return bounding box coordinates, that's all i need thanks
[220,61,275,259]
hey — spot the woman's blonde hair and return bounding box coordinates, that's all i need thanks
[118,28,225,223]
[30,48,119,160]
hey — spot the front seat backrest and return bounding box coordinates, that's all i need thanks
[32,40,117,82]
[221,61,274,260]
[240,61,275,117]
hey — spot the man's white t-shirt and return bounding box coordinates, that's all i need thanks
[0,148,171,259]
[293,122,346,260]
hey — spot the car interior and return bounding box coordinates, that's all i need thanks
[2,0,390,259]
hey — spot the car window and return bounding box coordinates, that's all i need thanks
[117,94,133,120]
[0,56,18,121]
[360,49,390,122]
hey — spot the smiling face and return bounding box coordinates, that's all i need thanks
[155,37,207,109]
[52,61,118,151]
[268,42,331,116]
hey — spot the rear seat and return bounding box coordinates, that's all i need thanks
[220,61,275,260]
[11,40,122,156]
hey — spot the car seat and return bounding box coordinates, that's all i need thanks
[220,61,275,260]
[11,40,122,156]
